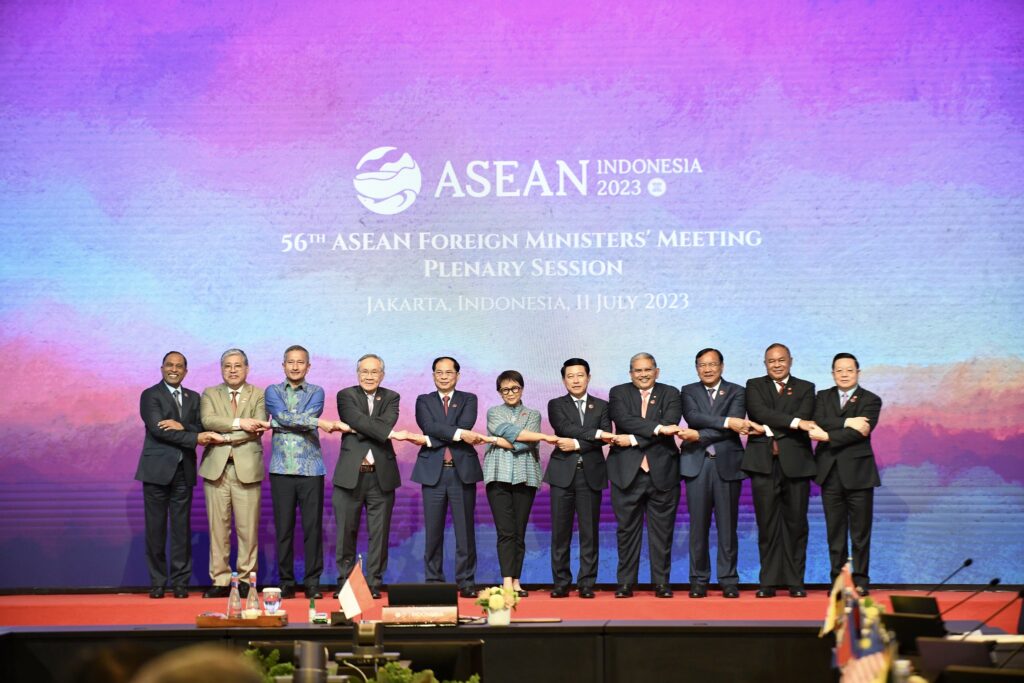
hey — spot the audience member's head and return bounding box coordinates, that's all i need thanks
[130,644,263,683]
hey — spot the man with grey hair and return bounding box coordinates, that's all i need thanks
[607,352,693,598]
[199,348,269,598]
[332,353,403,599]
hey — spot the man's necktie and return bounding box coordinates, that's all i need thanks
[442,395,453,464]
[707,387,716,405]
[772,382,782,455]
[366,394,375,415]
[840,391,849,409]
[640,390,651,472]
[172,389,182,418]
[230,390,239,416]
[576,398,586,425]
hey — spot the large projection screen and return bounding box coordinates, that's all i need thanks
[0,1,1021,588]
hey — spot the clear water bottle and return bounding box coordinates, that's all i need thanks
[246,571,259,614]
[227,571,242,618]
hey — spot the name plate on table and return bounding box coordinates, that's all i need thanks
[381,605,458,625]
[196,612,289,628]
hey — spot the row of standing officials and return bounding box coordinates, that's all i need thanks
[135,342,882,601]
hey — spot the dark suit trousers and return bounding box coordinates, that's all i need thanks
[486,482,536,579]
[142,461,193,587]
[333,471,394,588]
[270,474,324,588]
[422,467,477,589]
[550,468,602,589]
[821,467,873,588]
[685,456,741,588]
[610,471,680,585]
[749,459,810,588]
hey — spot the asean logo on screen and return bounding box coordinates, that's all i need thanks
[353,146,422,215]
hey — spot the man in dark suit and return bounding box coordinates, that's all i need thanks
[680,348,748,599]
[411,356,489,598]
[135,351,222,599]
[608,352,694,598]
[333,353,402,599]
[809,352,881,596]
[743,342,817,598]
[545,358,613,599]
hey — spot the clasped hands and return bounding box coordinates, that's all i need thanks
[317,418,353,434]
[808,416,871,441]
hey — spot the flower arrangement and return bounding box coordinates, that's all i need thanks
[474,586,520,614]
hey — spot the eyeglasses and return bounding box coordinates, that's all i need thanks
[499,386,522,395]
[433,370,457,377]
[358,369,383,377]
[696,362,721,369]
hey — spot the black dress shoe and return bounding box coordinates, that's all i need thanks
[755,588,776,598]
[579,587,596,599]
[688,585,707,598]
[172,586,189,599]
[855,586,870,597]
[550,586,570,598]
[305,587,323,600]
[516,588,528,598]
[654,584,674,598]
[459,586,477,599]
[788,587,807,598]
[280,585,296,599]
[203,585,230,599]
[614,584,633,598]
[149,586,165,599]
[722,586,740,599]
[369,586,382,599]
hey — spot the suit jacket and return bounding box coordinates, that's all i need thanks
[680,379,748,481]
[544,393,610,491]
[411,389,483,486]
[199,383,266,484]
[334,385,401,492]
[742,375,816,478]
[607,381,682,491]
[135,382,203,487]
[813,386,882,489]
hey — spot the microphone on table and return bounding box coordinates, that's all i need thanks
[960,589,1024,641]
[940,578,1000,617]
[926,558,973,595]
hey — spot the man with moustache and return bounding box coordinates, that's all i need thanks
[136,351,223,599]
[679,348,750,599]
[809,353,881,596]
[200,348,269,598]
[743,343,816,598]
[608,352,697,598]
[411,356,490,598]
[333,353,401,599]
[265,345,339,600]
[545,358,614,599]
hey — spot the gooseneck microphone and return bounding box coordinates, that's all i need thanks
[940,578,1000,617]
[960,589,1024,641]
[926,558,974,595]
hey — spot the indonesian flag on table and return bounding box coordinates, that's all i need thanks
[338,560,375,621]
[821,561,856,636]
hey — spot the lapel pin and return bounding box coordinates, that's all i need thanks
[376,396,382,401]
[588,404,594,410]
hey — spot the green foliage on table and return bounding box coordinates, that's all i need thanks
[375,660,481,683]
[243,647,296,683]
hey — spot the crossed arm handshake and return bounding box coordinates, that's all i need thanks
[806,416,872,442]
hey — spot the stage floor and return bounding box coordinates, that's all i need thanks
[0,588,1018,633]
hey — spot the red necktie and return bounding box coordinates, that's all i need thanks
[772,382,782,455]
[442,395,453,463]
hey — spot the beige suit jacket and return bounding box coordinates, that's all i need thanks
[199,383,267,484]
